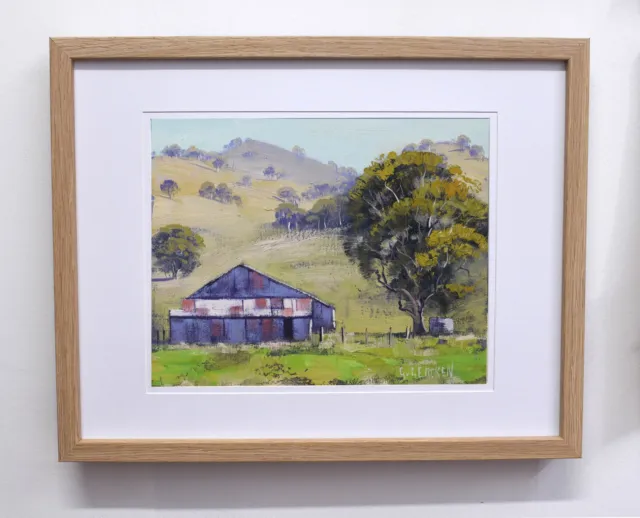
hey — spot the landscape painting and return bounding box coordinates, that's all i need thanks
[151,116,491,387]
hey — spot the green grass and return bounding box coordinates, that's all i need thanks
[151,335,487,387]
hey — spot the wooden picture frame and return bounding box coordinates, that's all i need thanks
[50,37,589,462]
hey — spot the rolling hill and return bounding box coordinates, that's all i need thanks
[219,139,338,185]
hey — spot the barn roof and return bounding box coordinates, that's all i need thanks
[186,264,334,307]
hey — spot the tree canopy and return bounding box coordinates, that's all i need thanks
[263,165,276,179]
[152,225,205,279]
[343,150,488,335]
[292,145,306,159]
[277,186,300,206]
[198,181,216,199]
[469,144,485,159]
[418,139,434,151]
[212,157,225,171]
[160,179,179,199]
[161,144,182,157]
[455,134,471,150]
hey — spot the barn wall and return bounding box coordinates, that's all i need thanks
[293,318,312,341]
[312,301,335,332]
[169,317,186,343]
[224,319,246,343]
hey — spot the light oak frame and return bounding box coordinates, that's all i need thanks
[50,37,589,462]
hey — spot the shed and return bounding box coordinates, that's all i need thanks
[169,264,336,344]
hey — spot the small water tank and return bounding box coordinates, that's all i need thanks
[429,317,454,336]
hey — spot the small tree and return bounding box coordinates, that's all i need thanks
[263,165,275,179]
[152,225,205,279]
[241,175,252,187]
[232,195,243,207]
[277,186,300,206]
[402,143,417,152]
[160,179,179,199]
[292,145,306,159]
[212,157,225,171]
[455,134,471,150]
[418,139,434,152]
[469,144,485,160]
[199,181,215,200]
[185,145,202,159]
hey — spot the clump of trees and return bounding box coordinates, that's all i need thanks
[152,225,205,279]
[274,203,306,231]
[160,144,213,161]
[199,182,242,206]
[342,149,488,336]
[263,166,282,180]
[273,195,348,232]
[161,144,183,157]
[301,166,358,201]
[160,179,179,199]
[239,175,252,187]
[302,183,334,200]
[223,137,243,151]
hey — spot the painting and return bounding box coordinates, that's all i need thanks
[151,116,490,387]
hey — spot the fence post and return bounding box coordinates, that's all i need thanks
[162,329,166,343]
[319,327,324,342]
[406,326,410,339]
[155,329,160,344]
[365,328,368,345]
[388,327,392,346]
[341,326,345,344]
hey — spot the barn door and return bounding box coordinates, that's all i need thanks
[283,318,294,340]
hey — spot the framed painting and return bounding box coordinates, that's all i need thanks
[50,37,589,462]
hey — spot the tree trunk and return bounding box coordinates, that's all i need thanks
[412,308,428,336]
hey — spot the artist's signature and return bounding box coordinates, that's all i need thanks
[398,362,454,381]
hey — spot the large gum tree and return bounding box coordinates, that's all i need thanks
[343,150,488,335]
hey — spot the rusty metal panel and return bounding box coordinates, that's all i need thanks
[210,319,224,339]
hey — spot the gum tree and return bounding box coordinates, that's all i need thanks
[343,150,488,335]
[152,225,205,279]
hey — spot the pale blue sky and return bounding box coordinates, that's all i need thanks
[151,117,490,171]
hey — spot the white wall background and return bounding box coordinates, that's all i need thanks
[1,0,639,516]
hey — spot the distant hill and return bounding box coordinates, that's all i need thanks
[220,139,337,185]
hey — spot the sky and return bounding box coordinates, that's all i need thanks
[151,117,490,172]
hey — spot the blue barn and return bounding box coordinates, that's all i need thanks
[169,264,336,344]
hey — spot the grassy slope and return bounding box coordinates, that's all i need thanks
[151,143,489,335]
